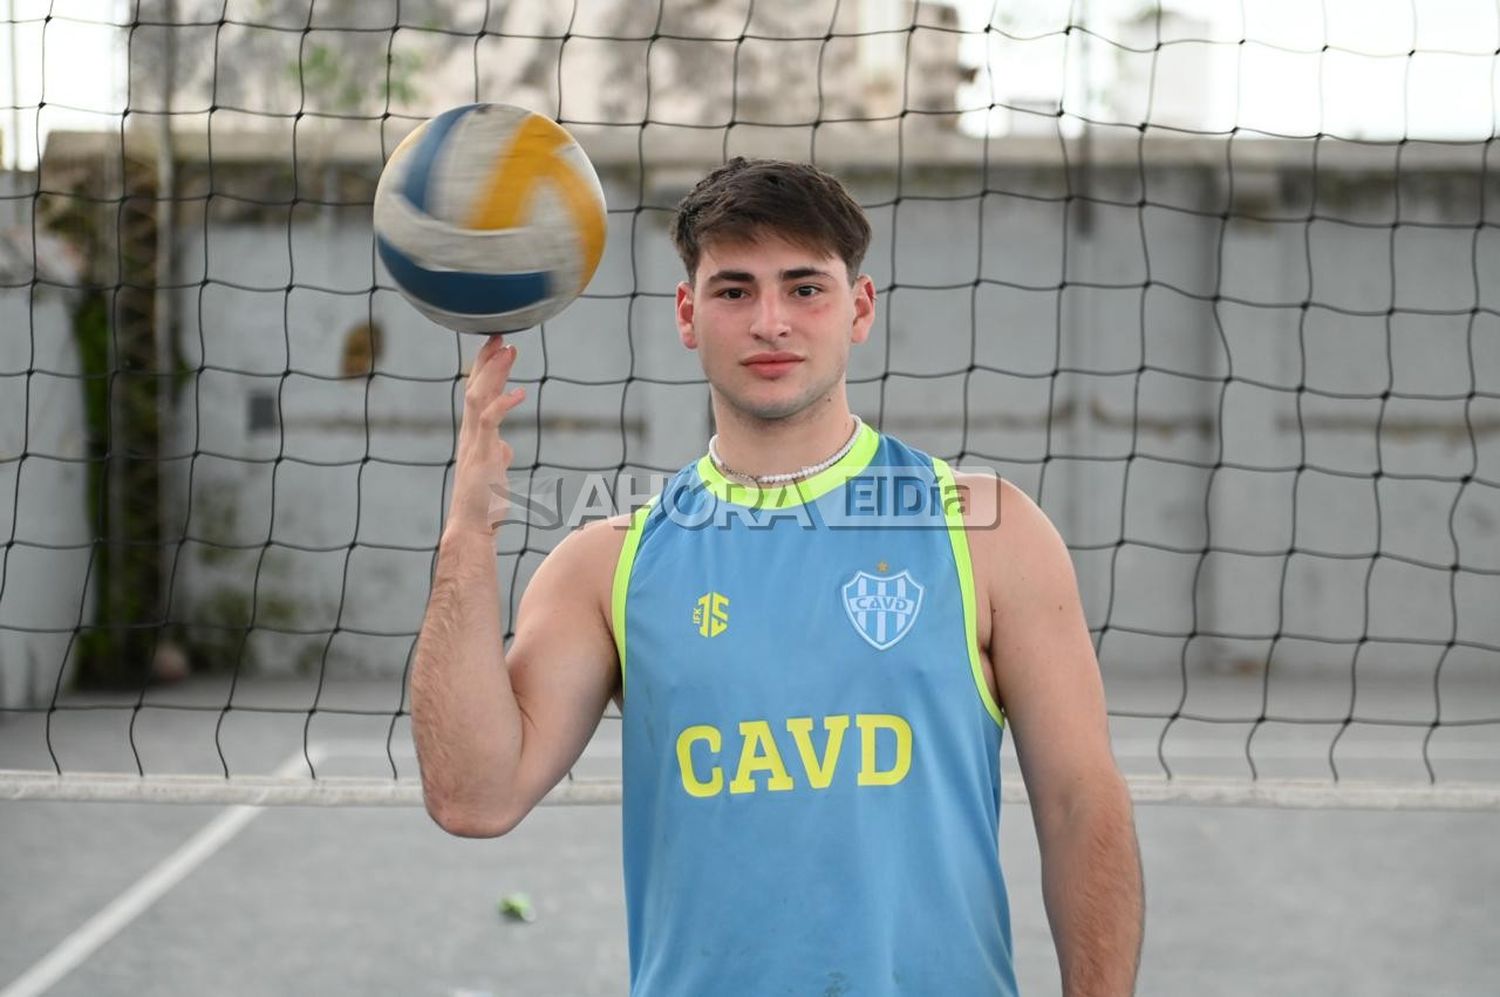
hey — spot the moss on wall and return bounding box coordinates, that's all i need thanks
[51,169,166,689]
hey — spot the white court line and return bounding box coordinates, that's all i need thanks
[3,731,1492,995]
[0,748,327,997]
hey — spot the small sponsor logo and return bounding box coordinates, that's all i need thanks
[693,591,730,638]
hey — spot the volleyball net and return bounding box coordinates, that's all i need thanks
[1,0,1497,810]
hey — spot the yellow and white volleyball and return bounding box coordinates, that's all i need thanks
[373,103,607,333]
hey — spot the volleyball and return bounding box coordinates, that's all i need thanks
[373,102,607,333]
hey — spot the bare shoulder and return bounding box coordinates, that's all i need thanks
[525,511,636,613]
[949,471,1075,626]
[507,511,639,714]
[950,471,1060,559]
[550,511,637,564]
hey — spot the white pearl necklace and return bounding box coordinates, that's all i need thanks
[708,416,864,486]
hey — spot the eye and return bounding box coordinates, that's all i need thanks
[793,284,821,297]
[717,287,748,300]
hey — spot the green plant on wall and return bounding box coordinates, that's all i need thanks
[67,289,126,686]
[64,242,163,686]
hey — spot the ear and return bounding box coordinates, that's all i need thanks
[675,281,698,350]
[850,273,876,346]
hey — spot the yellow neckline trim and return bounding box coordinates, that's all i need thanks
[695,422,880,509]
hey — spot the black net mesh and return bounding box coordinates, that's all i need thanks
[0,0,1496,800]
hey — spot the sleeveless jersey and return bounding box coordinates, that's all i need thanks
[612,424,1017,996]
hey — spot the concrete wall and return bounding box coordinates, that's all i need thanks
[4,134,1497,701]
[0,176,94,709]
[158,138,1500,684]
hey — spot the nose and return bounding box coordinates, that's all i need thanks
[749,291,791,340]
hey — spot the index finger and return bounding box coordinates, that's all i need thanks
[468,333,507,377]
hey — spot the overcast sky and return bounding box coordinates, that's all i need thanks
[954,0,1500,140]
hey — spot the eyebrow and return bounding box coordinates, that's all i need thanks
[704,266,837,285]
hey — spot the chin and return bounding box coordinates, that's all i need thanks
[743,403,807,422]
[713,368,841,423]
[726,389,826,423]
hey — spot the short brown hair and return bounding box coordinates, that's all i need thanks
[670,157,872,283]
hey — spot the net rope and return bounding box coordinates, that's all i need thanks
[0,0,1496,809]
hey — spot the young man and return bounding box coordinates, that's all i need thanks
[411,158,1143,995]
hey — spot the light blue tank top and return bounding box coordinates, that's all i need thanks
[612,424,1017,996]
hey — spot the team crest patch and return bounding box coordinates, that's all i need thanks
[842,570,924,650]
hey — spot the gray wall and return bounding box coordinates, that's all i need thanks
[4,136,1497,701]
[0,175,94,709]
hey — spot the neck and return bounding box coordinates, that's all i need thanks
[708,397,860,482]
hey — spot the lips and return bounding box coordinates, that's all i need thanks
[743,353,803,378]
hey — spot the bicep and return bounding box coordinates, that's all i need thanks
[983,481,1118,812]
[504,520,623,813]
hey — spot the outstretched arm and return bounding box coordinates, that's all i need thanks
[967,475,1144,996]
